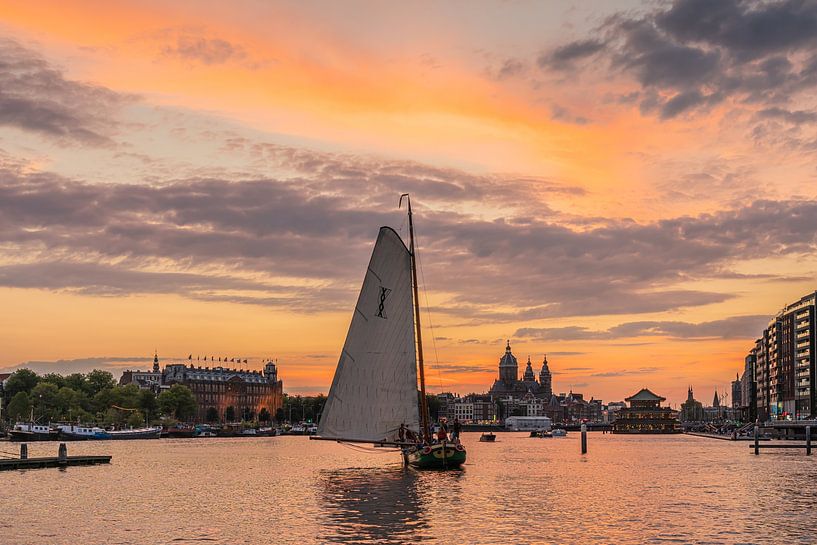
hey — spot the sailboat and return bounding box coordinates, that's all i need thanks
[312,194,466,469]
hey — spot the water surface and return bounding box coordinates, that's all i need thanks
[2,432,815,544]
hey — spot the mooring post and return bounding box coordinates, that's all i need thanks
[20,443,28,460]
[754,425,759,455]
[581,423,587,454]
[806,426,812,456]
[58,442,67,464]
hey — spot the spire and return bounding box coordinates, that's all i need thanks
[713,390,720,407]
[506,339,511,353]
[523,355,535,381]
[153,350,159,373]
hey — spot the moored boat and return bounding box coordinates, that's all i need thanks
[552,428,567,437]
[57,424,111,441]
[479,432,497,442]
[9,422,59,442]
[313,195,466,470]
[107,426,162,440]
[166,425,196,438]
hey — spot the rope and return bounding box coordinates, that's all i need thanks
[412,221,445,394]
[338,442,398,454]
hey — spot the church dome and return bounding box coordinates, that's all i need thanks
[499,340,518,367]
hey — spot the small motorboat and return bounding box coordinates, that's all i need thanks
[57,424,111,440]
[479,432,496,442]
[530,429,552,438]
[552,428,567,437]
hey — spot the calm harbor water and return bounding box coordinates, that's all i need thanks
[3,432,817,544]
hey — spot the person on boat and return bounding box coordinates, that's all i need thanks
[405,427,418,443]
[398,423,406,442]
[437,421,449,443]
[452,418,462,442]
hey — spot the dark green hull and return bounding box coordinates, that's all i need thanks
[408,443,466,469]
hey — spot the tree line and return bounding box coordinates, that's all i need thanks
[0,368,197,427]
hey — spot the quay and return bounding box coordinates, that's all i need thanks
[685,431,768,441]
[0,443,111,471]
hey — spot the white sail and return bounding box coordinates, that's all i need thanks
[318,226,420,442]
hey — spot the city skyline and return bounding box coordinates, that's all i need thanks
[3,1,817,407]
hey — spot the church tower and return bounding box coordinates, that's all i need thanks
[498,340,518,383]
[153,350,160,373]
[523,356,535,382]
[539,355,552,398]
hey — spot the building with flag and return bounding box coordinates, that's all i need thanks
[120,353,284,422]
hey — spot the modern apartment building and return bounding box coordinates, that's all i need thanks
[754,291,816,420]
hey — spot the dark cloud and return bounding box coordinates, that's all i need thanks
[0,38,130,145]
[539,39,605,70]
[430,364,494,374]
[515,315,770,342]
[2,142,817,320]
[591,367,660,378]
[543,0,817,118]
[756,107,817,124]
[0,356,152,376]
[488,58,527,80]
[162,35,248,65]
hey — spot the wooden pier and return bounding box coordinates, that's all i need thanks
[0,443,111,471]
[751,425,813,455]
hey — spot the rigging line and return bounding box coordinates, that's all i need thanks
[338,442,397,454]
[412,221,445,394]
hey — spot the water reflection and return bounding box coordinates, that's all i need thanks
[320,466,427,544]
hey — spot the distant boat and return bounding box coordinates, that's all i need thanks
[479,432,496,442]
[107,426,162,440]
[166,425,196,438]
[9,422,59,442]
[530,430,553,438]
[552,429,567,437]
[57,424,111,441]
[314,195,466,469]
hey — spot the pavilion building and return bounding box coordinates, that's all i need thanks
[612,388,680,434]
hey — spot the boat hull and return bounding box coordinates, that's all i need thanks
[9,430,59,442]
[59,431,112,441]
[108,428,162,440]
[408,443,466,469]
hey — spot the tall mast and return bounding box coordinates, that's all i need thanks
[401,193,431,443]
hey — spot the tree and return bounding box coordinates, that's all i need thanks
[258,408,271,423]
[41,373,67,389]
[4,369,39,399]
[31,382,60,421]
[126,410,145,428]
[56,386,84,420]
[275,408,285,424]
[64,373,87,393]
[86,370,116,397]
[158,384,197,421]
[426,394,440,422]
[7,391,31,421]
[139,390,159,423]
[206,406,219,423]
[225,406,236,422]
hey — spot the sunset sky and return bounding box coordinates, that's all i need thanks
[2,0,817,406]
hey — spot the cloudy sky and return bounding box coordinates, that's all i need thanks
[1,0,816,405]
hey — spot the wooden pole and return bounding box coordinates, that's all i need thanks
[20,443,27,460]
[58,443,67,464]
[807,426,812,456]
[754,425,759,455]
[581,423,587,454]
[402,194,431,444]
